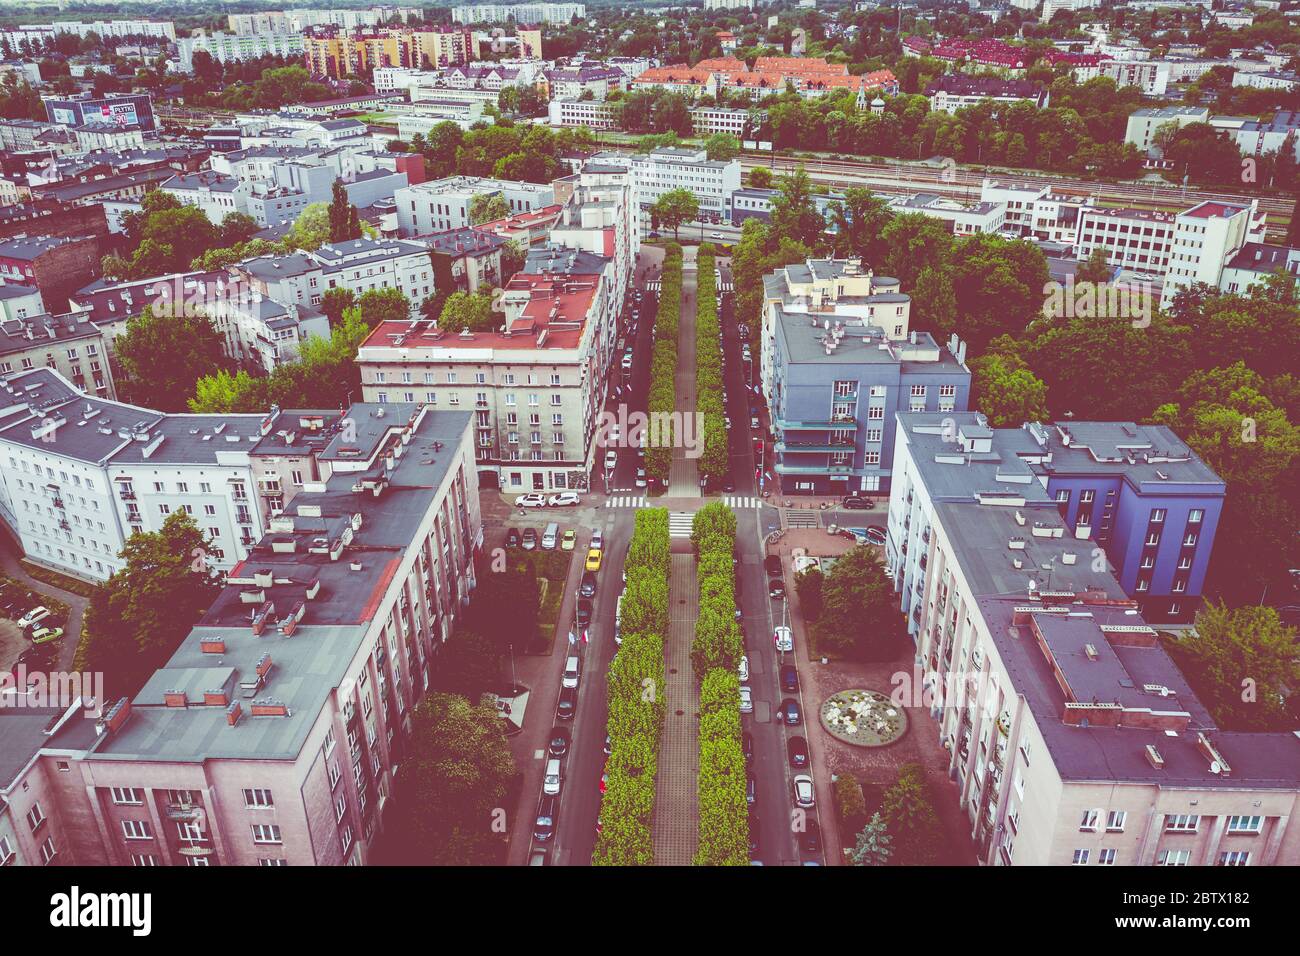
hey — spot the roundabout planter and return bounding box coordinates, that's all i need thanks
[819,689,908,747]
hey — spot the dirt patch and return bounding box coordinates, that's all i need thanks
[0,619,27,670]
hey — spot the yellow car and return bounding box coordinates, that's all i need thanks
[561,529,577,551]
[585,548,602,572]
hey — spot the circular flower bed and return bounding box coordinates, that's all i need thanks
[820,689,908,747]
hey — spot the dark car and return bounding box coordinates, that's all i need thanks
[780,664,800,694]
[842,495,872,510]
[742,731,754,762]
[779,697,802,726]
[576,598,593,626]
[579,570,598,599]
[747,813,760,856]
[768,578,785,600]
[802,819,821,853]
[764,555,782,576]
[534,796,557,842]
[746,772,757,805]
[787,735,809,768]
[522,528,538,550]
[557,686,578,720]
[722,478,735,492]
[549,728,570,758]
[506,527,521,548]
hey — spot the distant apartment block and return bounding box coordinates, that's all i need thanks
[176,32,306,72]
[1124,105,1209,159]
[1101,59,1171,96]
[452,3,585,25]
[1160,200,1266,307]
[395,177,556,236]
[925,76,1049,114]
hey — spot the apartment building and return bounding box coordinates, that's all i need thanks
[761,258,971,495]
[159,171,253,226]
[925,76,1049,114]
[979,180,1049,236]
[621,147,741,231]
[1232,70,1300,92]
[395,176,556,237]
[48,19,176,41]
[1160,200,1265,307]
[1219,242,1300,295]
[0,369,267,582]
[427,227,507,295]
[887,193,1007,236]
[0,234,104,314]
[548,98,617,130]
[883,413,1296,866]
[1101,59,1171,96]
[0,282,45,324]
[1075,206,1176,276]
[452,4,585,25]
[542,65,628,101]
[176,32,306,71]
[1124,105,1209,159]
[0,314,115,398]
[19,403,480,865]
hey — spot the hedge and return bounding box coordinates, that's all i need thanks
[645,244,682,486]
[690,502,741,675]
[693,244,729,483]
[593,508,669,865]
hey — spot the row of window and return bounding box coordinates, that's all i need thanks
[1072,848,1252,866]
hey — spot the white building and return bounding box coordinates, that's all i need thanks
[888,193,1007,236]
[1219,241,1300,296]
[1100,60,1171,97]
[452,4,586,24]
[160,171,252,225]
[1160,199,1266,307]
[0,368,266,583]
[49,19,177,41]
[703,0,757,9]
[548,98,616,130]
[1075,206,1176,277]
[396,177,556,236]
[1124,105,1209,158]
[1232,70,1300,92]
[176,32,306,72]
[609,147,742,233]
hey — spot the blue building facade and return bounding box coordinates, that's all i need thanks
[45,93,156,132]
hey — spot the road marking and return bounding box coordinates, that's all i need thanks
[668,512,695,537]
[724,496,763,510]
[604,496,649,509]
[783,511,821,529]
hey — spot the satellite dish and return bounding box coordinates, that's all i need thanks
[1210,761,1221,774]
[1028,579,1037,591]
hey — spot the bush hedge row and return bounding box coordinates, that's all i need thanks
[646,244,682,485]
[592,508,670,865]
[693,244,729,483]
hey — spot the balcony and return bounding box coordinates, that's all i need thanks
[118,488,136,501]
[165,802,201,821]
[774,417,858,431]
[50,496,65,510]
[773,462,857,475]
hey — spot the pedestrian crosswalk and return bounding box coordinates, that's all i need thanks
[719,281,734,293]
[669,512,695,538]
[783,510,821,529]
[604,495,649,509]
[722,496,763,510]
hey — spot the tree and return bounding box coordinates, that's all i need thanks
[383,693,515,864]
[217,212,260,249]
[849,813,894,866]
[427,629,503,701]
[749,166,773,189]
[770,165,825,250]
[327,178,363,243]
[794,566,823,622]
[438,291,497,332]
[282,202,331,252]
[500,238,527,278]
[969,353,1050,427]
[80,513,220,699]
[1164,122,1245,186]
[319,288,357,328]
[651,188,699,239]
[880,763,944,865]
[357,288,410,327]
[880,213,954,291]
[469,192,510,225]
[704,132,741,161]
[1075,247,1113,286]
[115,305,228,411]
[828,187,893,267]
[815,545,902,660]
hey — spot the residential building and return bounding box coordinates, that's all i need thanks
[426,227,507,295]
[620,147,741,232]
[1232,70,1300,92]
[0,282,44,324]
[1101,59,1171,97]
[0,311,114,398]
[761,258,971,495]
[703,0,756,9]
[1219,242,1300,295]
[452,4,585,25]
[1160,200,1265,307]
[176,32,306,72]
[72,123,146,153]
[395,177,556,237]
[1075,206,1176,277]
[47,19,176,41]
[1124,106,1209,159]
[979,180,1050,236]
[160,171,252,226]
[0,235,104,314]
[22,401,482,865]
[926,76,1049,114]
[542,64,627,101]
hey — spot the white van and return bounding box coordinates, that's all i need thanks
[562,655,581,688]
[543,758,562,795]
[541,522,559,550]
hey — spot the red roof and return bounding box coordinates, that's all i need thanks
[1183,201,1247,219]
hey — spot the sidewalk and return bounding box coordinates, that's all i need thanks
[653,553,701,864]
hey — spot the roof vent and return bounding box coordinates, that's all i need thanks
[1144,744,1165,770]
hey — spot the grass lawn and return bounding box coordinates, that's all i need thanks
[511,549,572,654]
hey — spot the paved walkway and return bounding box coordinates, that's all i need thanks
[653,552,700,864]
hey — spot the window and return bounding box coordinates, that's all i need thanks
[252,824,282,844]
[1157,849,1190,866]
[1150,508,1165,523]
[1164,814,1199,833]
[1096,848,1116,865]
[1080,490,1095,503]
[1106,810,1126,832]
[259,857,287,866]
[1218,851,1250,866]
[1188,509,1203,524]
[1226,815,1262,834]
[122,819,153,840]
[26,804,45,832]
[40,837,56,864]
[1183,533,1197,547]
[0,836,12,865]
[1079,809,1099,831]
[243,788,274,809]
[335,794,347,822]
[1071,848,1089,865]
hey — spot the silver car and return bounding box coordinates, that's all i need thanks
[793,774,815,809]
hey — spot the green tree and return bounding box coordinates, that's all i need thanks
[282,202,332,252]
[327,178,363,243]
[849,813,894,866]
[500,238,527,278]
[969,353,1050,427]
[651,188,699,239]
[794,566,824,622]
[357,287,411,327]
[1075,247,1113,286]
[469,192,510,225]
[319,288,357,328]
[383,693,515,864]
[438,291,497,332]
[815,545,902,660]
[218,212,260,248]
[115,305,228,411]
[748,166,773,189]
[880,763,944,865]
[428,629,504,701]
[80,512,219,698]
[704,132,742,161]
[770,165,825,250]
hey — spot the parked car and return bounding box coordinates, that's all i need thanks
[590,528,603,551]
[774,625,793,652]
[585,548,603,572]
[579,570,598,599]
[710,231,725,239]
[739,685,753,713]
[562,655,581,689]
[780,664,799,693]
[787,736,809,768]
[529,848,549,866]
[30,626,62,645]
[841,495,871,510]
[746,772,757,805]
[721,478,735,493]
[515,493,546,508]
[802,819,821,853]
[865,526,887,545]
[792,774,815,809]
[543,758,562,796]
[604,450,618,471]
[603,734,613,757]
[764,555,782,576]
[557,686,578,720]
[506,528,521,549]
[635,468,647,488]
[768,578,785,600]
[742,731,754,762]
[549,492,581,507]
[738,655,749,682]
[561,529,578,551]
[17,607,49,629]
[779,697,802,726]
[534,796,558,841]
[750,416,761,431]
[548,727,570,758]
[522,528,538,550]
[576,598,593,627]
